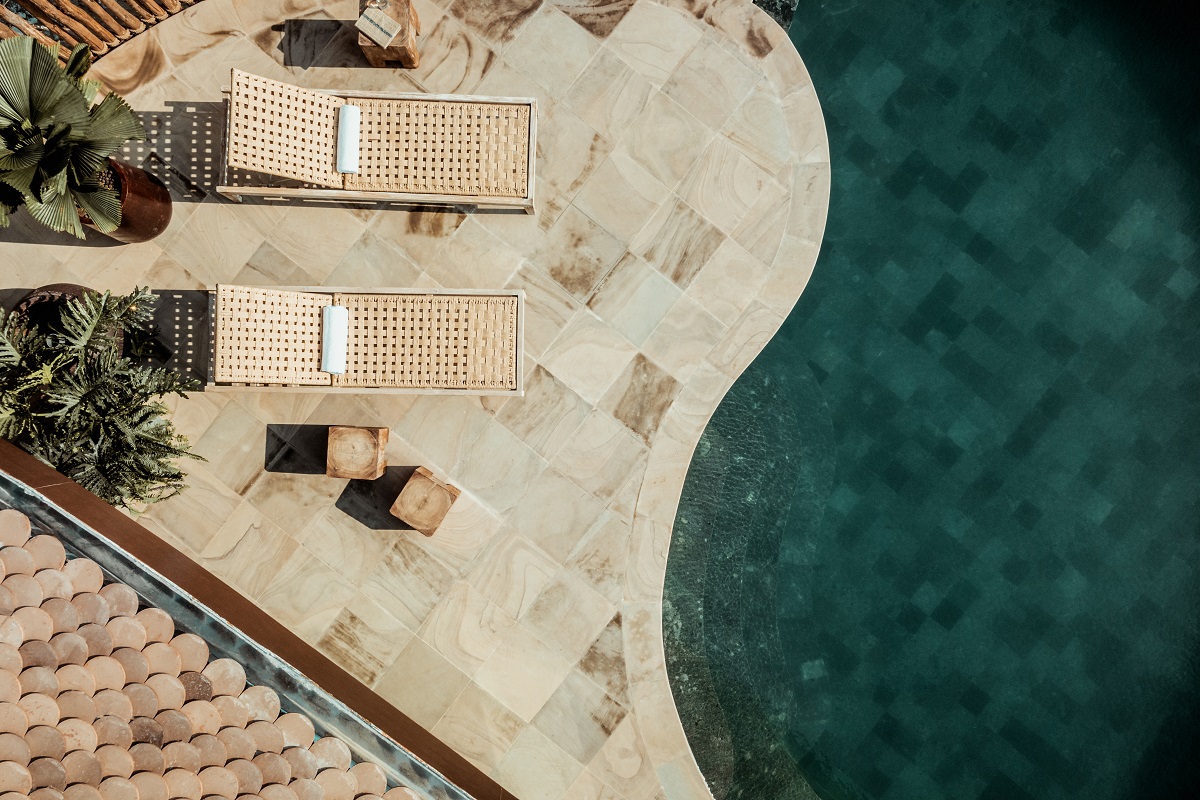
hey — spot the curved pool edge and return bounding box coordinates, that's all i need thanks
[631,9,831,800]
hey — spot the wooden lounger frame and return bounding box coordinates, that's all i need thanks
[208,285,525,396]
[216,70,537,213]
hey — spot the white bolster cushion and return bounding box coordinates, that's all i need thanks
[336,104,361,174]
[321,305,349,374]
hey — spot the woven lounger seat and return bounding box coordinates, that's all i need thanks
[216,70,537,212]
[209,285,524,395]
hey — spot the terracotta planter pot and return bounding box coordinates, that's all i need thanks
[87,159,172,244]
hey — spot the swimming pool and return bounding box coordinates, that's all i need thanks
[665,1,1200,798]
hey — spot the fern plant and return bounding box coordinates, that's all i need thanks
[0,37,146,238]
[0,287,202,508]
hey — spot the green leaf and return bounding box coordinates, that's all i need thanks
[28,40,90,132]
[40,167,68,203]
[0,37,33,125]
[0,132,44,170]
[73,187,121,232]
[0,162,37,198]
[24,189,84,238]
[84,93,146,150]
[63,44,91,83]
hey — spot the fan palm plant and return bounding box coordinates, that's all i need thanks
[0,287,202,508]
[0,36,145,238]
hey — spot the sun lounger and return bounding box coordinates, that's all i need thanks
[216,70,537,213]
[208,284,524,395]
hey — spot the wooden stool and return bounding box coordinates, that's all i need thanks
[389,468,459,536]
[325,427,388,480]
[358,0,420,69]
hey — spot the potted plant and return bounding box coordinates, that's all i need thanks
[0,286,202,508]
[0,36,172,243]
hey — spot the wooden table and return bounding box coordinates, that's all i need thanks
[358,0,421,69]
[326,426,389,480]
[389,467,460,536]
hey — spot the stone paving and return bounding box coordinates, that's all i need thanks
[0,2,828,799]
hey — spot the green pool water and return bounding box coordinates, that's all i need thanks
[663,1,1200,799]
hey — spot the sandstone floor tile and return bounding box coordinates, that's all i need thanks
[606,1,702,86]
[144,463,242,554]
[588,253,681,347]
[521,569,616,663]
[163,200,268,285]
[452,421,548,516]
[428,219,525,289]
[316,592,414,685]
[510,469,607,565]
[257,546,358,642]
[679,136,775,236]
[639,296,726,384]
[550,0,636,39]
[362,535,458,630]
[369,208,467,269]
[418,580,516,676]
[552,409,648,503]
[588,715,659,800]
[505,3,599,99]
[393,396,493,477]
[542,311,637,404]
[448,0,543,46]
[722,81,792,178]
[495,725,586,800]
[563,46,653,142]
[403,491,506,577]
[156,0,241,66]
[374,637,471,729]
[231,0,328,37]
[191,401,269,496]
[684,237,771,326]
[575,610,629,706]
[265,205,367,281]
[163,391,229,447]
[708,301,786,379]
[600,354,682,443]
[475,625,573,721]
[566,514,633,605]
[632,195,726,289]
[296,506,394,585]
[431,682,527,773]
[57,242,165,295]
[564,769,622,800]
[532,670,627,765]
[232,241,316,286]
[198,501,299,598]
[572,151,670,243]
[662,33,760,131]
[477,59,558,118]
[621,92,712,190]
[410,10,497,94]
[468,531,559,620]
[88,27,171,97]
[537,105,614,204]
[324,230,424,288]
[534,205,626,301]
[243,471,342,534]
[620,603,664,691]
[496,366,591,459]
[506,264,581,358]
